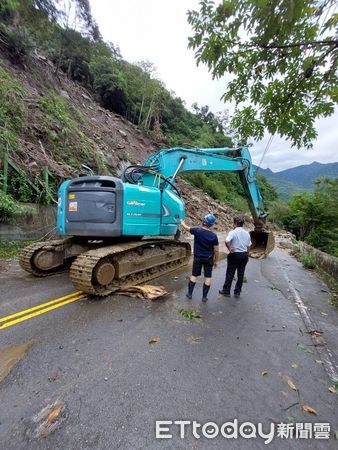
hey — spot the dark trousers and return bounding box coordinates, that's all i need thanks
[223,252,249,295]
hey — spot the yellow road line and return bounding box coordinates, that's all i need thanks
[0,292,86,330]
[0,291,84,324]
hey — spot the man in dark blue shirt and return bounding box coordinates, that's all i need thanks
[181,214,219,302]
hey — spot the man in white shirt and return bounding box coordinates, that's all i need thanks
[219,216,251,298]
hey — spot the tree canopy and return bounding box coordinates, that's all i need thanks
[0,0,280,217]
[269,178,338,256]
[188,0,338,148]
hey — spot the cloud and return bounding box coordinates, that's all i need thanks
[251,111,338,171]
[90,0,338,171]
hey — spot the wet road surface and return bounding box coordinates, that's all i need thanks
[0,248,337,449]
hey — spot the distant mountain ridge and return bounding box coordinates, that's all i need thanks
[254,161,338,200]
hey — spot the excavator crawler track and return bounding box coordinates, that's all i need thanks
[70,239,191,296]
[19,238,74,277]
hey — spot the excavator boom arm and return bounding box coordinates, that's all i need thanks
[141,147,266,227]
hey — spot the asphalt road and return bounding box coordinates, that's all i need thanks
[0,247,337,449]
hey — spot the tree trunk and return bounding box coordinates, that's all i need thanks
[144,92,155,130]
[138,94,145,125]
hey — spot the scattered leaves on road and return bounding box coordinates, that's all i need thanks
[297,343,314,354]
[46,403,63,426]
[187,335,202,344]
[266,328,285,332]
[308,330,323,337]
[148,336,160,345]
[31,400,67,438]
[301,405,317,415]
[179,309,202,320]
[287,379,297,391]
[268,286,281,292]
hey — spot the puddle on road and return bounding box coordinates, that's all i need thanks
[0,341,32,382]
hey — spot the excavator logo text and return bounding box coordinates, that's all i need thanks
[127,200,146,207]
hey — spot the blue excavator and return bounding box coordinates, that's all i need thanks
[19,146,274,295]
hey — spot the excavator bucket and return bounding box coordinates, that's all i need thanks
[249,230,275,259]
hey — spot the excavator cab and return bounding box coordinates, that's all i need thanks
[249,230,275,259]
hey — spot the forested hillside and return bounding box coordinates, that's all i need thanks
[269,178,338,257]
[256,162,338,200]
[278,162,338,189]
[0,0,275,222]
[0,0,231,150]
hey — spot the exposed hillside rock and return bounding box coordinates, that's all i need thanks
[0,50,157,179]
[177,179,255,233]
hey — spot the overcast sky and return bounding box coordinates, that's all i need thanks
[90,0,337,172]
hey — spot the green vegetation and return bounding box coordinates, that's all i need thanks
[257,175,279,204]
[0,58,107,184]
[0,62,41,203]
[0,0,233,150]
[178,309,202,320]
[271,178,338,257]
[0,191,34,222]
[258,163,338,201]
[37,91,106,171]
[0,0,35,62]
[0,64,26,151]
[298,252,316,270]
[257,171,309,202]
[0,60,104,200]
[293,248,338,307]
[0,0,247,211]
[0,0,336,266]
[267,200,292,226]
[188,0,337,149]
[0,240,31,258]
[10,171,36,202]
[289,178,338,256]
[182,172,277,212]
[317,268,338,308]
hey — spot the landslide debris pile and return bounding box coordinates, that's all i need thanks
[177,179,254,232]
[0,50,156,180]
